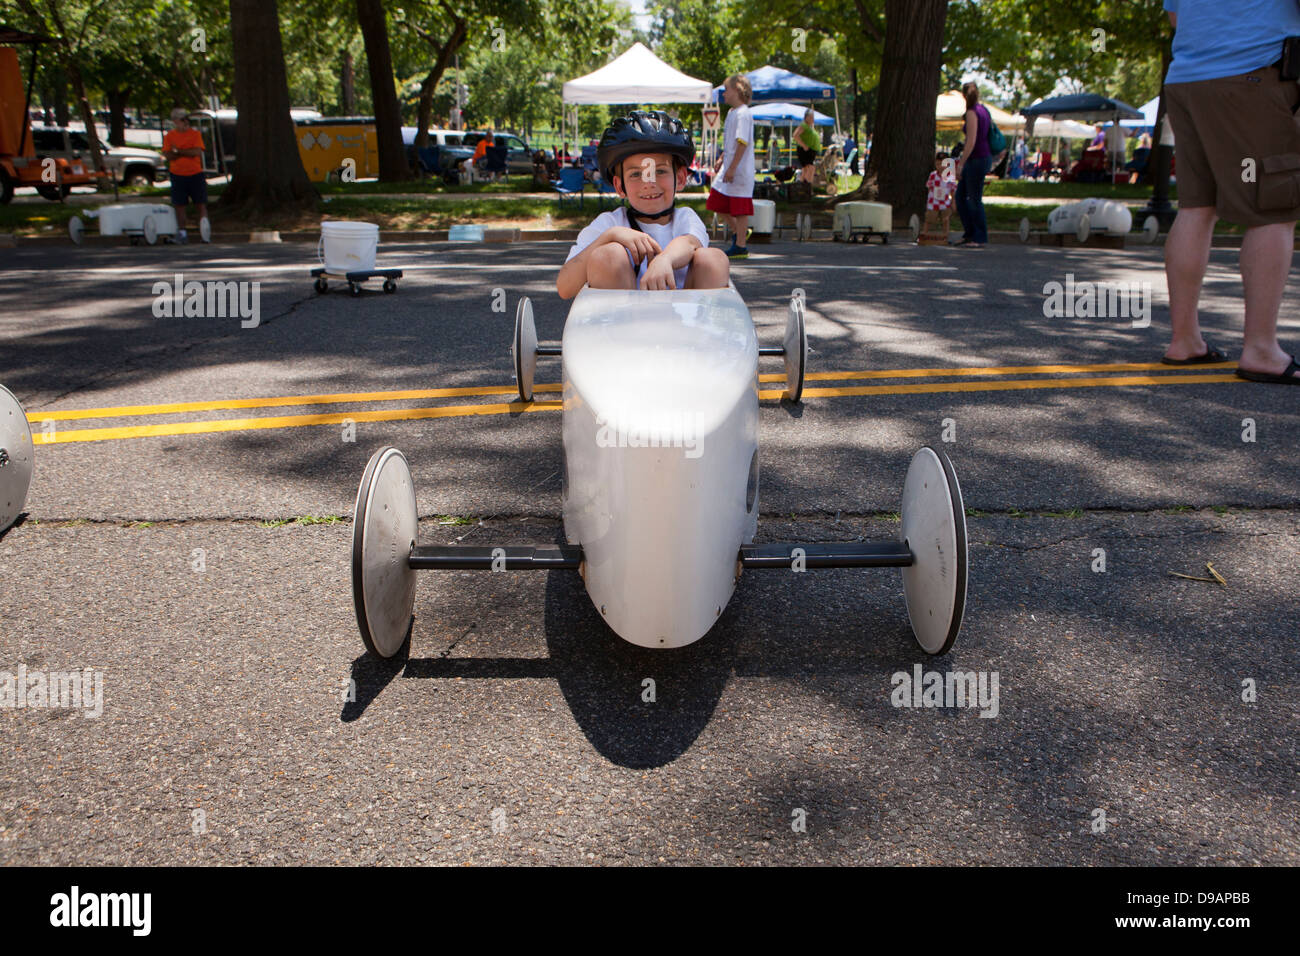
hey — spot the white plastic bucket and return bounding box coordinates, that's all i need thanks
[318,221,379,272]
[751,199,776,234]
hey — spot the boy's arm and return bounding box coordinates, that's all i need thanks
[556,226,662,299]
[640,234,701,290]
[724,140,748,181]
[557,246,596,299]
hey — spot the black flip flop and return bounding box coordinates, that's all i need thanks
[1161,342,1228,365]
[1235,355,1300,385]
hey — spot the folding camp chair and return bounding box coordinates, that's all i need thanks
[552,167,585,210]
[484,146,508,182]
[593,173,620,210]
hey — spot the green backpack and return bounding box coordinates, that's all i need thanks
[986,107,1007,153]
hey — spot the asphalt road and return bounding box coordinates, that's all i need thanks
[1,235,1296,865]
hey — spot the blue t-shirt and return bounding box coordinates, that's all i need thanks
[1164,0,1300,84]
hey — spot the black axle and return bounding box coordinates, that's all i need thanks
[406,540,913,571]
[409,544,582,570]
[740,541,913,569]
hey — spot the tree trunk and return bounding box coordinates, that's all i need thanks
[356,0,412,181]
[340,50,356,114]
[16,0,106,172]
[844,0,949,220]
[219,0,317,213]
[106,87,130,146]
[413,18,466,149]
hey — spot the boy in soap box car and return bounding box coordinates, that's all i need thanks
[557,111,729,298]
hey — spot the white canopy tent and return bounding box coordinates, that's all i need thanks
[562,42,712,105]
[561,43,713,165]
[1025,117,1098,139]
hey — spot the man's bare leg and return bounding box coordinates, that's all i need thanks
[1163,205,1217,360]
[1238,220,1296,375]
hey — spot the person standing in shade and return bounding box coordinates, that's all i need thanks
[706,74,755,259]
[794,109,820,185]
[952,82,992,247]
[1159,0,1300,384]
[161,108,208,244]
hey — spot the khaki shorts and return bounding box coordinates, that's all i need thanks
[1165,64,1300,226]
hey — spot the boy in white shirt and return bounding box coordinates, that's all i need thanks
[706,74,755,258]
[558,111,729,298]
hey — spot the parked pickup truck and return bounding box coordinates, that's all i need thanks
[436,131,533,181]
[31,126,167,188]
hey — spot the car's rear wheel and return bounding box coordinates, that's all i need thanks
[36,183,72,201]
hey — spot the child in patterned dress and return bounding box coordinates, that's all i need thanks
[924,152,957,239]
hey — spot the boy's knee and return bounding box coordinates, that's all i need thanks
[694,246,727,268]
[688,246,729,287]
[588,243,633,283]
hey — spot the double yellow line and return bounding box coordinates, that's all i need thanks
[27,361,1239,445]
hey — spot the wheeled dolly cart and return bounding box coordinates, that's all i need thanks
[311,267,403,296]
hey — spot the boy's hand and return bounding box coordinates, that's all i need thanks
[639,253,676,290]
[606,226,660,263]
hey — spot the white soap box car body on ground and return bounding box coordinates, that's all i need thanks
[1048,198,1133,238]
[68,204,209,245]
[561,286,759,647]
[351,285,968,661]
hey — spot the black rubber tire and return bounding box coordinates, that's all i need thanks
[0,170,13,205]
[383,279,396,293]
[349,282,361,297]
[314,277,328,293]
[36,183,71,201]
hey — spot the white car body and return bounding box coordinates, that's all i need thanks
[91,203,178,237]
[1048,198,1132,236]
[561,286,759,648]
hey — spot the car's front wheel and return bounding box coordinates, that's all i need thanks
[122,167,152,188]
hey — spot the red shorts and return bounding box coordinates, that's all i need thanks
[706,190,754,217]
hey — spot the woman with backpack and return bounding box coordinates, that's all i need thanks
[953,82,1004,247]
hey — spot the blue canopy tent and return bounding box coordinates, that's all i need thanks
[1022,93,1144,179]
[710,66,840,169]
[750,102,837,172]
[750,102,834,126]
[711,65,836,105]
[1021,93,1143,125]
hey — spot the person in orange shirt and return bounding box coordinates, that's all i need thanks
[463,129,493,181]
[161,108,209,243]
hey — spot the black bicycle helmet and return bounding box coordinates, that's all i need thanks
[597,110,695,216]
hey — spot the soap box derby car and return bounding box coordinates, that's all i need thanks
[351,285,968,656]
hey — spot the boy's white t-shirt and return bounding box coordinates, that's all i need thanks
[714,103,754,198]
[565,206,709,289]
